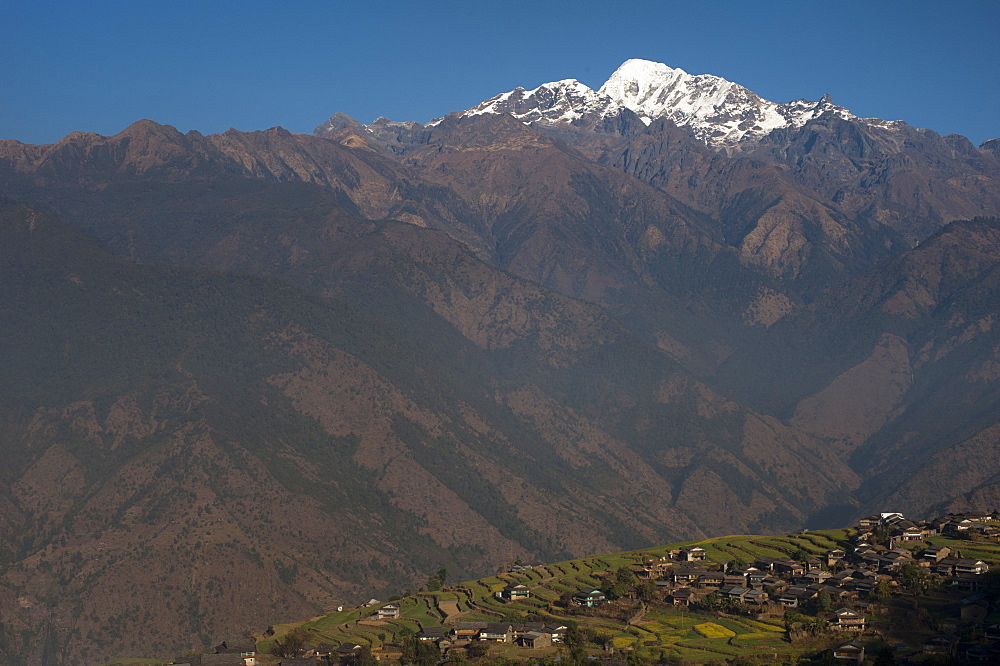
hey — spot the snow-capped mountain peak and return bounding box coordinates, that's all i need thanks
[435,58,862,150]
[598,58,856,148]
[318,59,875,151]
[438,78,625,130]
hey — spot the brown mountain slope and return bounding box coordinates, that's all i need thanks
[0,119,769,371]
[485,106,1000,300]
[0,192,859,663]
[0,119,490,252]
[717,217,1000,522]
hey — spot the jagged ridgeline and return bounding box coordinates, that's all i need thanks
[0,56,998,664]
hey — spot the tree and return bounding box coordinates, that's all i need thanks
[873,579,892,602]
[608,582,629,600]
[425,567,448,591]
[564,625,587,664]
[899,563,929,595]
[400,635,439,666]
[270,627,309,657]
[615,566,638,587]
[465,642,489,659]
[636,580,657,601]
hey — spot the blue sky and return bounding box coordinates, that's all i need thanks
[3,0,998,145]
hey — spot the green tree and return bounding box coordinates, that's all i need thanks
[873,579,892,602]
[400,635,439,666]
[899,563,929,595]
[615,566,638,587]
[270,627,309,657]
[636,580,657,601]
[792,547,812,562]
[564,625,587,665]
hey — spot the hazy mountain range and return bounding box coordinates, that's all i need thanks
[0,59,997,664]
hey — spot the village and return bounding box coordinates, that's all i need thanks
[170,511,1000,666]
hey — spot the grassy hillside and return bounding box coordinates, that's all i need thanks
[254,525,1000,664]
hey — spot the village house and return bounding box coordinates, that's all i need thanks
[920,545,951,562]
[543,623,567,643]
[309,644,336,659]
[377,603,400,619]
[453,622,487,640]
[511,622,546,637]
[944,518,975,535]
[803,569,832,585]
[777,586,813,608]
[723,572,748,587]
[572,589,607,607]
[960,597,989,622]
[696,571,725,589]
[952,558,989,575]
[744,568,767,587]
[774,559,805,577]
[480,623,514,642]
[670,587,698,606]
[671,563,706,584]
[417,627,450,642]
[496,582,531,601]
[521,631,552,649]
[719,585,752,602]
[834,608,866,632]
[640,557,673,579]
[833,641,865,661]
[680,545,707,561]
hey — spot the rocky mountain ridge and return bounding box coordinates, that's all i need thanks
[323,58,945,153]
[0,58,998,664]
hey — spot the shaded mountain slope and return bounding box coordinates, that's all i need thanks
[716,217,1000,521]
[2,119,770,370]
[0,190,857,664]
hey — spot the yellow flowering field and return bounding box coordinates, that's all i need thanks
[693,622,736,639]
[744,619,785,632]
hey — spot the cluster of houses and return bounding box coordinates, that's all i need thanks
[414,621,569,649]
[627,511,997,662]
[629,512,993,613]
[177,511,996,665]
[380,511,997,661]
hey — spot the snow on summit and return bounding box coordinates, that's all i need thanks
[450,58,859,150]
[598,58,855,147]
[457,78,623,127]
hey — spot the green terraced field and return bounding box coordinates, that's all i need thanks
[265,526,1000,663]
